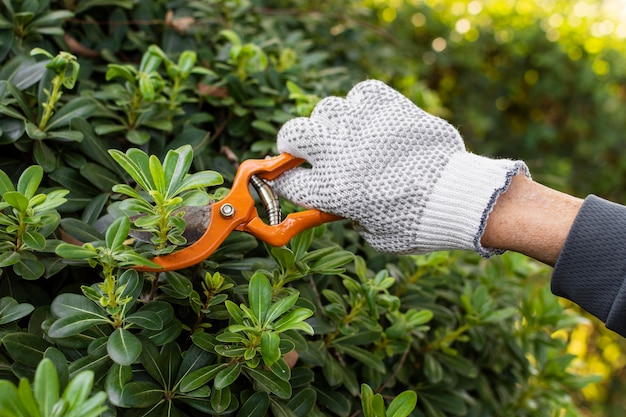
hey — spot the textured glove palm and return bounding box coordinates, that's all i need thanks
[272,80,528,256]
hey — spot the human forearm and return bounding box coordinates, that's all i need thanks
[481,175,583,266]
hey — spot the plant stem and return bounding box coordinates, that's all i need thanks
[39,76,63,131]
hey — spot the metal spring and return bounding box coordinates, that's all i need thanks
[250,174,282,226]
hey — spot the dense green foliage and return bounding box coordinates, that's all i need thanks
[1,0,621,416]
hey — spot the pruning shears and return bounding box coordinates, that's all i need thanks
[135,153,342,272]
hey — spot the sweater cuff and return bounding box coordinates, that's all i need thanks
[414,152,529,256]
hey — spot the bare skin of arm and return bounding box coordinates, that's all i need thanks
[481,175,584,266]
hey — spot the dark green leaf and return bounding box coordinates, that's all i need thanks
[210,386,232,413]
[179,363,227,393]
[260,331,280,366]
[236,391,269,417]
[214,362,242,390]
[244,367,292,399]
[48,313,108,338]
[0,297,34,325]
[120,381,164,408]
[46,97,97,131]
[107,328,142,365]
[287,387,317,417]
[2,332,51,366]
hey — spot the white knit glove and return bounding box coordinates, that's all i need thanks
[271,80,529,256]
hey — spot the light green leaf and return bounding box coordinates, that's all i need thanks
[249,272,272,324]
[387,390,417,417]
[265,292,299,325]
[17,165,42,198]
[272,308,314,334]
[174,170,223,194]
[34,358,59,417]
[3,191,29,212]
[108,148,153,192]
[55,243,97,259]
[105,216,130,250]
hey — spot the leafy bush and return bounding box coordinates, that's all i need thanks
[0,1,603,417]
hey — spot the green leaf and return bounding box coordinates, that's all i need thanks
[236,391,269,417]
[17,165,42,198]
[244,367,292,399]
[175,170,223,194]
[2,332,51,366]
[0,251,21,267]
[51,293,106,318]
[0,297,34,325]
[224,300,245,326]
[125,309,163,330]
[179,363,227,393]
[108,148,153,192]
[119,381,163,408]
[107,328,142,365]
[34,358,59,417]
[265,292,299,325]
[105,216,130,250]
[260,331,280,366]
[14,256,45,280]
[61,369,94,412]
[46,97,97,131]
[3,191,29,212]
[22,231,46,250]
[0,169,15,194]
[268,357,291,381]
[387,390,417,417]
[48,313,108,338]
[162,145,192,197]
[210,386,232,413]
[105,363,132,407]
[423,353,443,383]
[16,378,39,417]
[0,380,27,417]
[55,243,97,259]
[334,345,385,374]
[79,163,120,193]
[311,250,354,273]
[272,308,314,334]
[214,362,242,390]
[249,272,272,324]
[287,387,317,417]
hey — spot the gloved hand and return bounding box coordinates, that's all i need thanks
[271,80,529,256]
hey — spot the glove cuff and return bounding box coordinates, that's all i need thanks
[415,152,530,256]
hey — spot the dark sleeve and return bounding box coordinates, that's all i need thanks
[551,195,626,337]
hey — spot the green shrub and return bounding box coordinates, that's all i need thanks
[0,1,602,416]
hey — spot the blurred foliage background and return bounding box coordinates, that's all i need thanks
[279,0,626,414]
[2,0,626,416]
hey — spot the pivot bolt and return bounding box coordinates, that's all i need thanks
[220,203,235,218]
